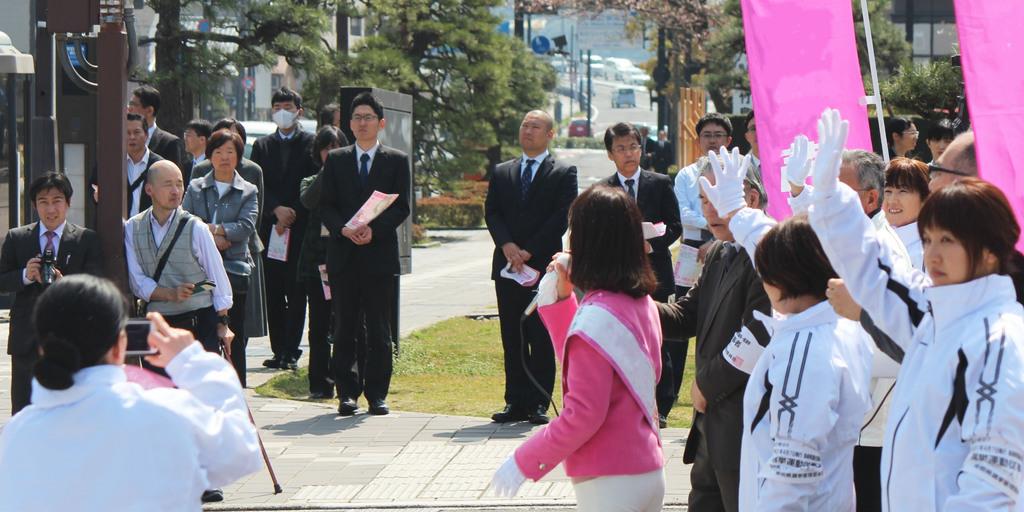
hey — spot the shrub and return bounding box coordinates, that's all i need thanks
[411,223,429,245]
[416,196,485,228]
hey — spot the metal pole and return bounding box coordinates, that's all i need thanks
[860,0,890,163]
[97,0,130,293]
[30,0,58,182]
[6,77,19,230]
[586,50,592,135]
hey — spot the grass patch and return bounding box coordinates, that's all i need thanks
[256,316,696,428]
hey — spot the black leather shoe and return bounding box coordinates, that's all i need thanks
[262,356,282,369]
[491,405,528,423]
[659,415,668,429]
[310,390,334,400]
[201,489,224,503]
[338,397,359,416]
[528,405,550,425]
[369,399,389,415]
[283,355,299,371]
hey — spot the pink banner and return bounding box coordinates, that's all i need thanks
[741,0,873,219]
[953,1,1024,249]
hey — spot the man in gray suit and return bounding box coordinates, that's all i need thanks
[657,165,771,512]
[0,173,103,414]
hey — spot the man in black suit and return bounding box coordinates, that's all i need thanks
[657,165,771,512]
[129,85,186,169]
[0,173,103,414]
[485,110,578,425]
[320,92,410,417]
[650,129,675,174]
[182,119,212,179]
[602,122,682,427]
[250,87,317,370]
[92,113,164,218]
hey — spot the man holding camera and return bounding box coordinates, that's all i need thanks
[125,161,234,356]
[0,173,103,414]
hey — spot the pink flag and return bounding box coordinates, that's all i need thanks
[741,0,873,219]
[953,1,1024,249]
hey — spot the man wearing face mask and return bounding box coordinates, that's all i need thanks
[250,87,316,371]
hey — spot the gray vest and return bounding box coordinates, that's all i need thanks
[130,208,213,316]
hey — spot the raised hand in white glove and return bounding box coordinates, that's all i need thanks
[810,108,849,200]
[698,146,751,219]
[781,134,816,192]
[491,456,527,498]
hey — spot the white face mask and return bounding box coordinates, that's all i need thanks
[272,109,298,130]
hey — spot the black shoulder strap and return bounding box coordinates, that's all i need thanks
[152,216,190,284]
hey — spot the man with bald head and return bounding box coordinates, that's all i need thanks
[125,160,234,356]
[928,130,977,192]
[485,110,578,424]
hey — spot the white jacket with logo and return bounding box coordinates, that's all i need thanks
[809,183,1024,511]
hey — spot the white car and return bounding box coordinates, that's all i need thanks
[626,70,651,86]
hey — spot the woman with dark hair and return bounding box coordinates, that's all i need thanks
[490,185,665,511]
[0,275,261,509]
[192,118,269,344]
[699,146,873,511]
[183,129,259,385]
[799,109,1024,511]
[883,157,930,269]
[299,125,349,398]
[886,116,919,159]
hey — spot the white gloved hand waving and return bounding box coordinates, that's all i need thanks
[491,456,527,498]
[699,146,751,218]
[781,134,816,188]
[810,108,850,200]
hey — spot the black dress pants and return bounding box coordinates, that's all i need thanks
[305,277,334,395]
[688,416,741,512]
[331,269,394,402]
[652,253,686,417]
[10,350,39,415]
[494,278,555,410]
[265,254,307,360]
[854,445,883,512]
[227,289,248,387]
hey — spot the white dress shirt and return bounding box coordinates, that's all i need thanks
[617,171,640,199]
[0,343,262,511]
[673,158,708,240]
[127,148,151,218]
[124,209,233,312]
[192,154,207,169]
[146,123,157,144]
[21,221,67,285]
[356,141,381,174]
[520,150,549,177]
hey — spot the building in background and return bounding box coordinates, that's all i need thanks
[891,0,958,64]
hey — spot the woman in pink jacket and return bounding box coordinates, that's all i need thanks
[490,185,666,511]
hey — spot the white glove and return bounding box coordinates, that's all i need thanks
[781,134,816,189]
[491,456,527,498]
[698,146,750,218]
[810,108,849,200]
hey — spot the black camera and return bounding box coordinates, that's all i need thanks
[41,248,56,285]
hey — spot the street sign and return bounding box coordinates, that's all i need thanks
[530,36,551,55]
[498,21,511,34]
[242,76,255,91]
[198,19,211,33]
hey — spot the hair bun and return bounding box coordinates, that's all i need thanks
[33,334,82,390]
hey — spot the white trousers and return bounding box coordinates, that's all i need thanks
[573,469,665,512]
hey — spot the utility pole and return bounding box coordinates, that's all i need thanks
[30,0,58,181]
[96,0,129,293]
[653,28,669,131]
[586,49,592,135]
[514,1,524,40]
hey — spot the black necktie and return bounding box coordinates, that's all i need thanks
[521,159,535,200]
[625,178,636,200]
[359,153,371,188]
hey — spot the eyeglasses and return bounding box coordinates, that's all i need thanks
[927,163,970,179]
[902,130,919,136]
[352,114,379,123]
[699,131,729,140]
[612,144,642,154]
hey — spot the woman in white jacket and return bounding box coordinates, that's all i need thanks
[802,109,1024,511]
[0,275,262,511]
[700,147,873,511]
[882,157,930,269]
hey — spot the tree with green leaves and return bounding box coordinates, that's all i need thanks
[139,0,333,136]
[304,0,555,191]
[701,0,910,109]
[881,60,961,118]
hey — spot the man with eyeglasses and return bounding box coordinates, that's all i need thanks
[602,122,681,428]
[928,130,977,192]
[674,114,733,274]
[250,87,317,371]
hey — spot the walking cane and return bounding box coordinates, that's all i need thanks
[221,337,283,494]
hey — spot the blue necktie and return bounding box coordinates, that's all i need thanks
[359,153,370,188]
[521,159,535,200]
[625,178,636,200]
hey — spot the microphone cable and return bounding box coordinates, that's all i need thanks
[520,310,561,418]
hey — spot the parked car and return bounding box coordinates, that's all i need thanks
[604,58,636,81]
[626,70,651,86]
[239,121,276,158]
[581,54,606,79]
[549,56,569,73]
[612,88,637,109]
[568,119,594,137]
